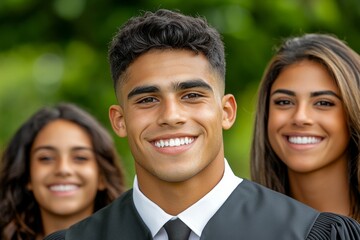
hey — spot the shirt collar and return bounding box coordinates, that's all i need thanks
[133,159,242,237]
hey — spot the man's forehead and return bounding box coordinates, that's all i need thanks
[115,50,223,101]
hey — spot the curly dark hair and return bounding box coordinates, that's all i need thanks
[0,103,126,239]
[109,9,225,93]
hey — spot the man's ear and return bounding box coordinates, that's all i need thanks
[109,105,127,137]
[222,94,237,130]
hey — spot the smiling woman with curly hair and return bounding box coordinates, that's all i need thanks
[0,103,126,239]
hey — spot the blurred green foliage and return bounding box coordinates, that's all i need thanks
[1,0,360,185]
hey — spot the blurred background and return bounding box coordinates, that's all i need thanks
[1,0,359,185]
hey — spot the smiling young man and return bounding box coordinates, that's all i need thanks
[45,9,360,240]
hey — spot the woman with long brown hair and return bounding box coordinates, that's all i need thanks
[0,103,126,239]
[251,33,360,222]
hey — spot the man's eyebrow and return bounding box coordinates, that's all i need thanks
[127,79,213,100]
[127,85,159,99]
[271,89,295,96]
[310,90,341,99]
[175,79,213,92]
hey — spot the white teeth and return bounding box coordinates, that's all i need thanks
[50,184,78,192]
[288,136,321,144]
[154,137,194,148]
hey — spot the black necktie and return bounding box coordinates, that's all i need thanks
[164,218,191,240]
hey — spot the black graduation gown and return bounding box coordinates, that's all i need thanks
[44,179,360,240]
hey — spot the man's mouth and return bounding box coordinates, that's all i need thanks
[154,137,195,148]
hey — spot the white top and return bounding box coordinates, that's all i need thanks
[133,158,242,240]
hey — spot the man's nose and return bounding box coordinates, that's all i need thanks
[157,98,186,127]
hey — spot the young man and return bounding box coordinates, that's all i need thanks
[45,9,360,240]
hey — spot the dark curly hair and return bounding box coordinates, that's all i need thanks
[109,9,225,93]
[0,103,126,239]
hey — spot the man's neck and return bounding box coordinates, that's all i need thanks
[136,157,225,215]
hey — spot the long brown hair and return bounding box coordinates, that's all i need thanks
[0,103,126,239]
[250,33,360,222]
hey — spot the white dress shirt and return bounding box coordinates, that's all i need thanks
[133,158,242,240]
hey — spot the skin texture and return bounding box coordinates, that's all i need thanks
[109,49,236,215]
[268,60,351,215]
[28,119,105,236]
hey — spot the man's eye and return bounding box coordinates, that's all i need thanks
[137,97,158,103]
[183,93,202,99]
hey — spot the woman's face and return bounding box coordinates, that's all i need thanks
[28,119,104,221]
[268,60,350,175]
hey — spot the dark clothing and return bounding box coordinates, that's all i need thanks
[44,180,360,240]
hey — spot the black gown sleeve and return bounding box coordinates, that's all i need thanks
[44,229,66,240]
[307,212,360,240]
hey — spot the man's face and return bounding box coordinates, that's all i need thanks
[109,49,236,188]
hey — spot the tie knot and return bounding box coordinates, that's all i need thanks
[164,218,191,240]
